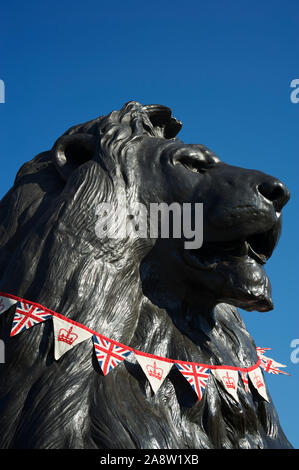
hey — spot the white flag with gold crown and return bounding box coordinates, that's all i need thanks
[212,368,239,402]
[52,316,93,360]
[134,353,173,394]
[0,296,17,316]
[248,367,269,402]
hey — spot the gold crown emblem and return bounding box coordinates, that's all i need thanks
[253,372,264,389]
[146,361,163,380]
[58,326,78,345]
[222,371,236,390]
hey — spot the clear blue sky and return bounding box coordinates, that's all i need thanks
[1,0,299,448]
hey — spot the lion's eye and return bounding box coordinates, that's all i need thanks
[177,156,208,174]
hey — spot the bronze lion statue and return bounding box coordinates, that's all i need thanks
[0,101,292,448]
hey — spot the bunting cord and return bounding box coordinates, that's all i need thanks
[0,291,263,372]
[0,291,290,402]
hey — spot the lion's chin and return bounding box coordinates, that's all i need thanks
[217,256,273,312]
[183,247,273,312]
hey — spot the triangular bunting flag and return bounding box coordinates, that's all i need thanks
[93,335,132,375]
[175,362,210,400]
[10,301,52,336]
[240,371,249,393]
[259,355,288,375]
[248,367,269,402]
[0,296,17,316]
[212,368,239,402]
[135,353,173,394]
[256,347,272,357]
[52,316,93,360]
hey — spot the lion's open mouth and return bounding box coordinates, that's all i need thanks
[183,223,281,270]
[180,222,282,311]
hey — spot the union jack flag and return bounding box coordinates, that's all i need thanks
[256,347,272,357]
[240,371,249,392]
[10,301,52,336]
[175,362,210,400]
[259,356,289,375]
[93,335,132,375]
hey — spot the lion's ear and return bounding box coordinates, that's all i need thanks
[52,133,97,180]
[142,104,182,138]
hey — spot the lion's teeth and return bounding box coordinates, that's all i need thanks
[247,243,267,265]
[240,241,249,256]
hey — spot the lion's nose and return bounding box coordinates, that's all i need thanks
[258,179,290,212]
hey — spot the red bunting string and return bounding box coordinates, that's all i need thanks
[0,292,289,401]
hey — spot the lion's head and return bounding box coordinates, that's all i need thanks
[0,101,291,449]
[51,100,289,314]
